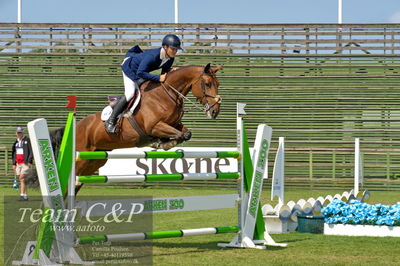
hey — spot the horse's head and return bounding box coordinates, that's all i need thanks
[192,63,223,119]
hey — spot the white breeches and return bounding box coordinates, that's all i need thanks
[123,72,139,100]
[122,72,141,112]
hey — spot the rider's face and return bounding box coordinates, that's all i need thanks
[164,46,178,58]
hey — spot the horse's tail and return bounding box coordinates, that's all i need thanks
[26,127,65,187]
[50,127,65,160]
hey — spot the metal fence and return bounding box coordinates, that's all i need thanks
[0,23,399,55]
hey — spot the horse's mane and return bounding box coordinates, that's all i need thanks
[165,65,219,81]
[167,65,203,76]
[142,65,204,91]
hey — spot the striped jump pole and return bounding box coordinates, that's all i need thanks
[77,172,240,183]
[77,150,240,160]
[77,226,239,245]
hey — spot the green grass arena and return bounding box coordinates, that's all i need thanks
[1,187,399,265]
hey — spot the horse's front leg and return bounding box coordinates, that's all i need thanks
[175,123,192,142]
[150,121,191,150]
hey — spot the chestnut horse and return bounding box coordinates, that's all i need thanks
[74,64,222,192]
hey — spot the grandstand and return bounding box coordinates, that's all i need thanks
[1,23,399,190]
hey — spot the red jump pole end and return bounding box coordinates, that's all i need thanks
[65,95,77,114]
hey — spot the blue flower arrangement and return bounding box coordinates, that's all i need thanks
[322,200,400,226]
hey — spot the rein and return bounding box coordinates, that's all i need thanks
[161,72,221,114]
[161,82,204,112]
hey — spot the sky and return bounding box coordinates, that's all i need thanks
[0,0,399,24]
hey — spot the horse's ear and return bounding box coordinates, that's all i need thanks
[204,63,211,73]
[212,65,223,73]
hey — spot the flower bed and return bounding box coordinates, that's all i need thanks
[322,200,400,226]
[322,200,400,237]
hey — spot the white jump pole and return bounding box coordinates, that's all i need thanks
[354,138,363,196]
[271,137,285,205]
[236,102,246,245]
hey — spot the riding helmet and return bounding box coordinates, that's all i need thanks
[162,34,183,50]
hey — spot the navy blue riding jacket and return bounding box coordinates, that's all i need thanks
[121,45,174,83]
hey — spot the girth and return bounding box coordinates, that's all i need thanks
[127,116,153,144]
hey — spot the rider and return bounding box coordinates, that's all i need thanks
[105,34,183,134]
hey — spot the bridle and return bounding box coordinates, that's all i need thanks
[197,73,222,113]
[161,72,222,114]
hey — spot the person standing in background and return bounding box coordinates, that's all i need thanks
[11,127,33,201]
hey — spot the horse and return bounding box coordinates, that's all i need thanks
[74,63,223,193]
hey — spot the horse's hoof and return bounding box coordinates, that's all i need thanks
[162,140,177,150]
[183,130,192,141]
[149,142,161,149]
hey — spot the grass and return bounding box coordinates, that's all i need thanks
[1,186,400,265]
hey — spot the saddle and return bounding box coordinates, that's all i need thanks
[102,88,154,142]
[101,88,141,122]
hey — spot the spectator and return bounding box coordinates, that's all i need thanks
[11,127,33,201]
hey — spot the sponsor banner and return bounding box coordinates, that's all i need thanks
[99,147,240,175]
[77,194,238,217]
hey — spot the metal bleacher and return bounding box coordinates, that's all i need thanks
[1,23,400,190]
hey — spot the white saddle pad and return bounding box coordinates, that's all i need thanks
[101,105,113,121]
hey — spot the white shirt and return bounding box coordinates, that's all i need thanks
[15,138,24,155]
[159,48,170,67]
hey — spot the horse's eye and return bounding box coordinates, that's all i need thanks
[205,83,211,87]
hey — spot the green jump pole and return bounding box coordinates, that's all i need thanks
[78,172,240,183]
[78,226,239,245]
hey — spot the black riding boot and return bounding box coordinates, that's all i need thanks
[104,95,128,134]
